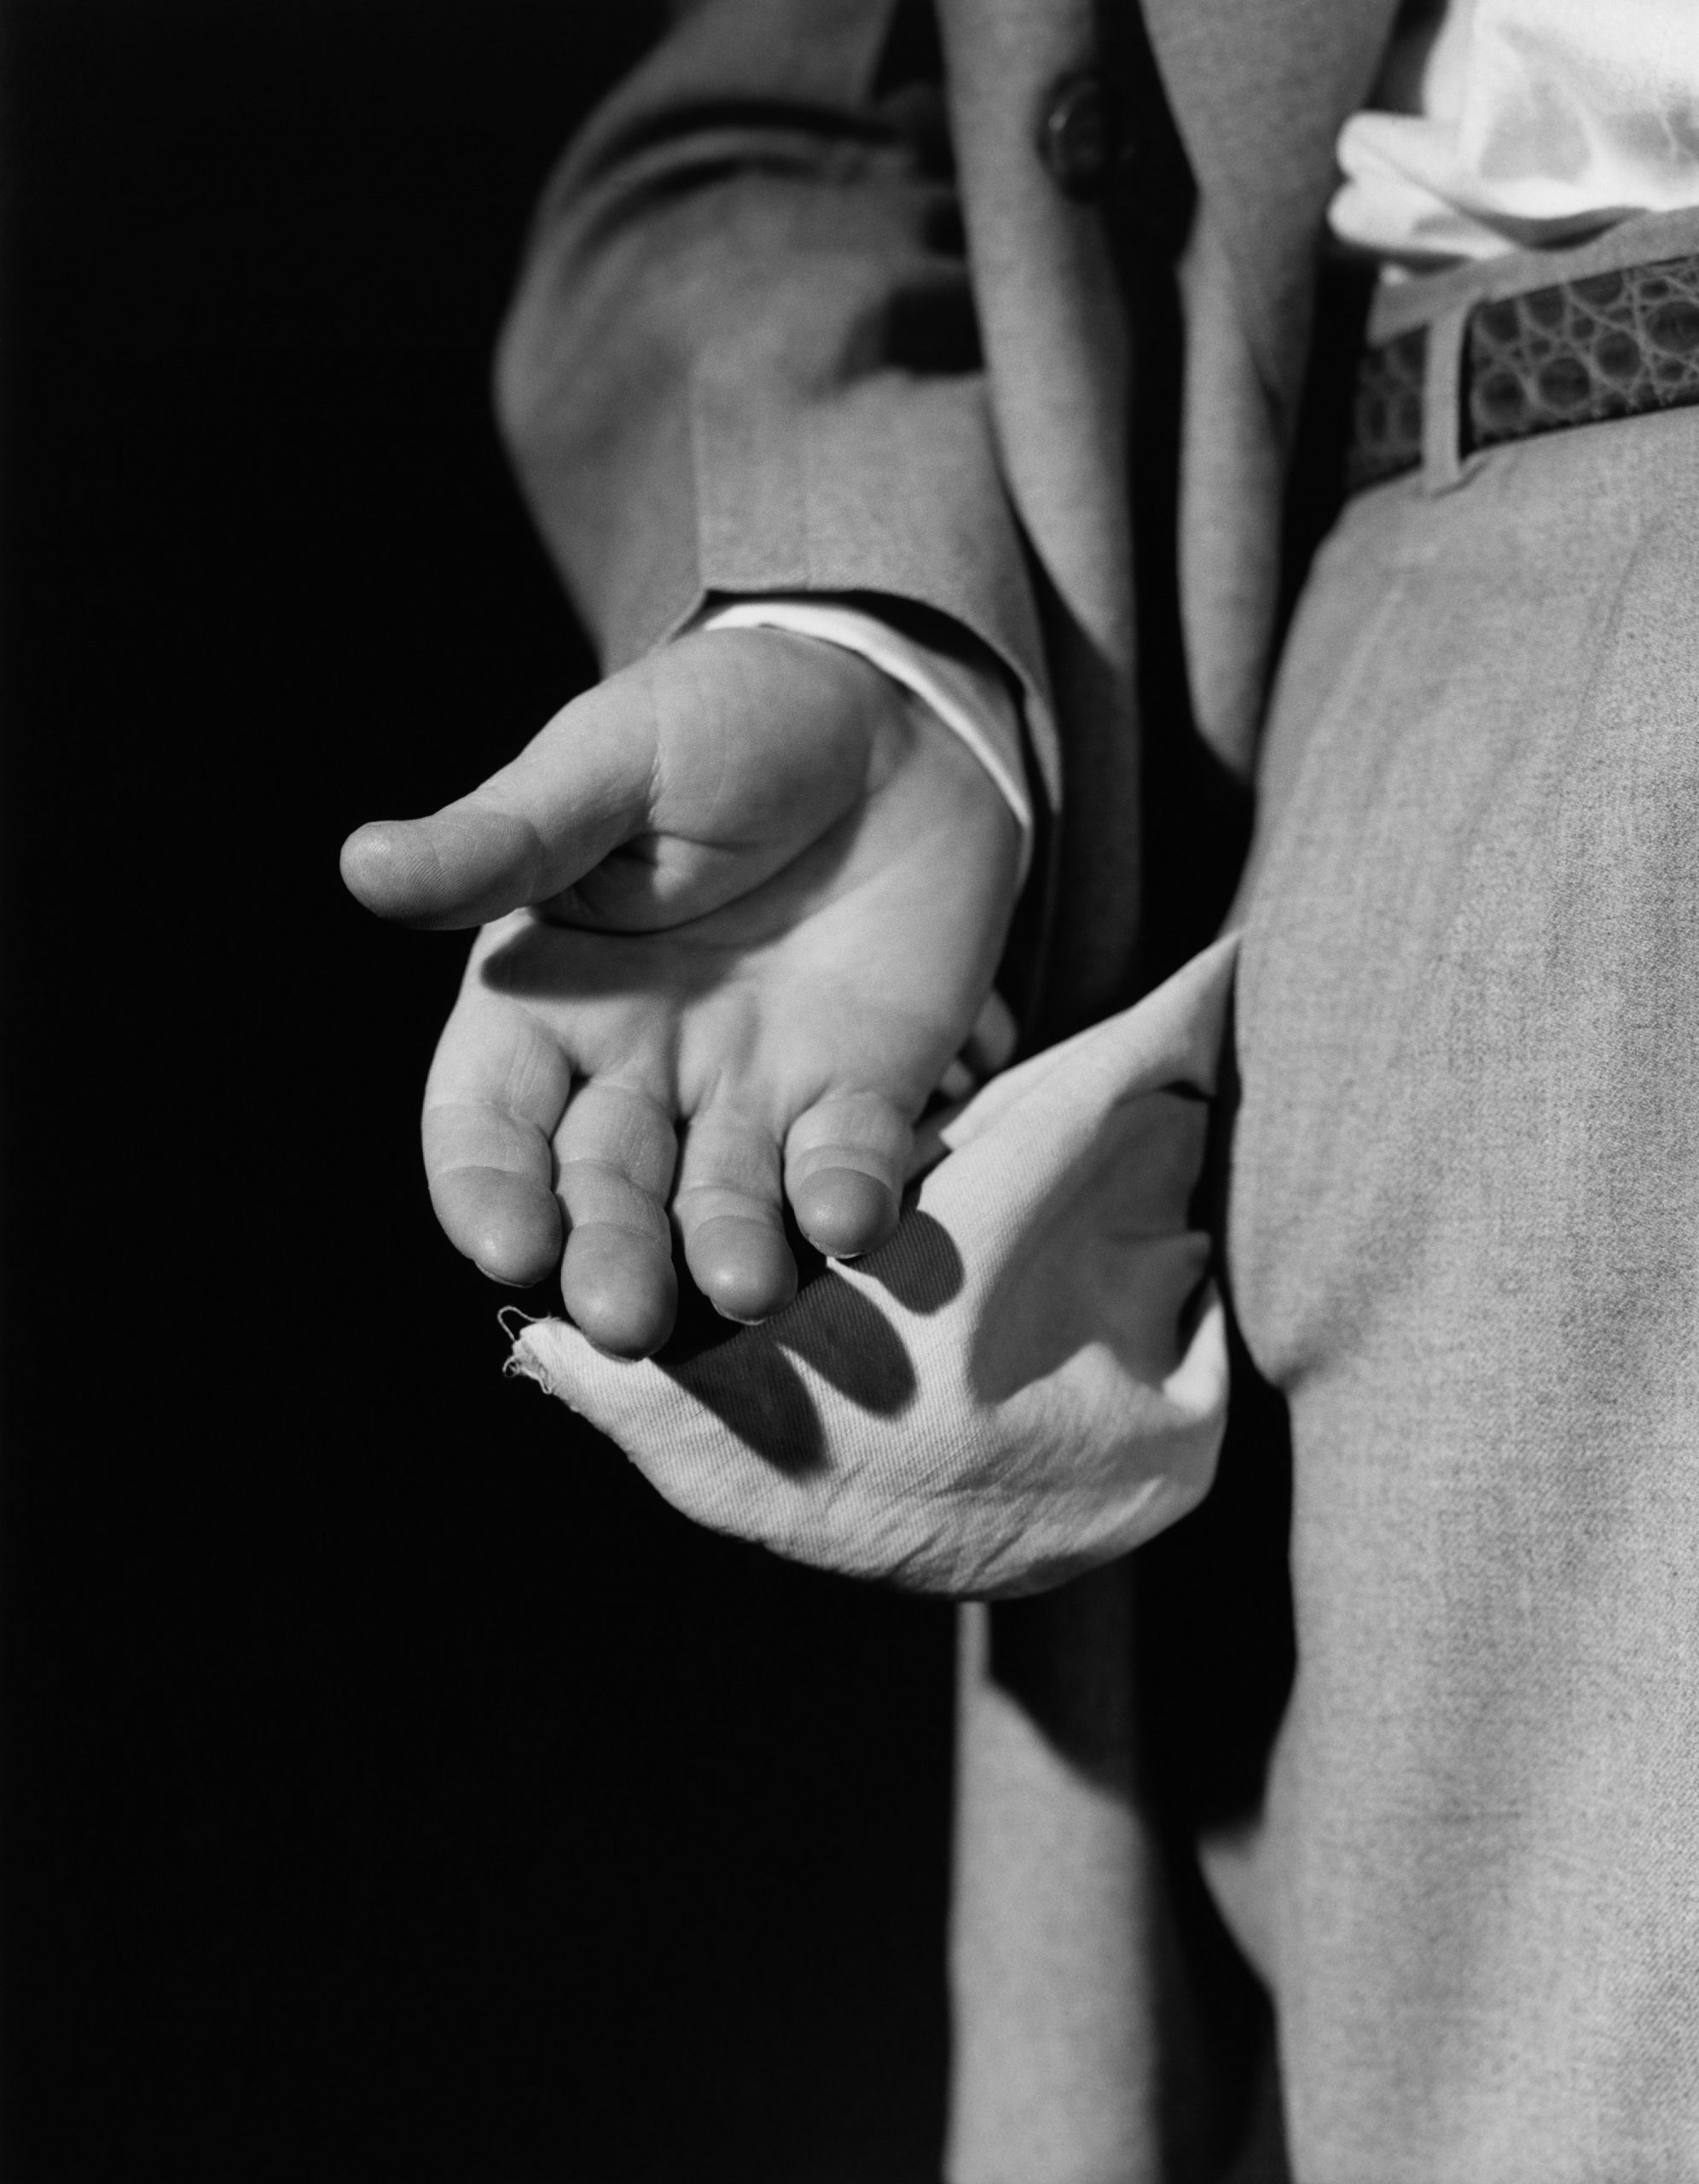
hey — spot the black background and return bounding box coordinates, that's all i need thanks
[1,6,957,2175]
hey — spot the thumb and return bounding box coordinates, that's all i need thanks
[340,675,660,928]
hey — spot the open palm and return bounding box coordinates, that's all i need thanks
[341,629,1021,1355]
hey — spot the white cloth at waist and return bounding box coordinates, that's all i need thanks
[1330,0,1699,270]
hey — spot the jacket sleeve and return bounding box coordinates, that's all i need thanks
[493,0,1052,745]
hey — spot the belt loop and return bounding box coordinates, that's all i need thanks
[1421,301,1470,492]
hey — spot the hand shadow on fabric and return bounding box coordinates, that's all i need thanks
[647,1210,968,1475]
[651,1286,911,1478]
[855,1205,965,1314]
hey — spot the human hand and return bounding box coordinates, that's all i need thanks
[504,938,1239,1598]
[340,630,1021,1356]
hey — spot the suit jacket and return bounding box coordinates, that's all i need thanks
[496,3,1399,2175]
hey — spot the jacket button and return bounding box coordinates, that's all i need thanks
[1037,71,1125,201]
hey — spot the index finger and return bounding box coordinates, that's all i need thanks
[422,992,574,1286]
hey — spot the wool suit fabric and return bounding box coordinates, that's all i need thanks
[496,2,1699,2175]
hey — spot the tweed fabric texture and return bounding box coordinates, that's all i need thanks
[1225,386,1699,2181]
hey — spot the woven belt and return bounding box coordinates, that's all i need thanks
[1348,250,1699,493]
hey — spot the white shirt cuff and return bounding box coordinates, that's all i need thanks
[694,598,1034,887]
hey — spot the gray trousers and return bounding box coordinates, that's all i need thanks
[1216,247,1699,2181]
